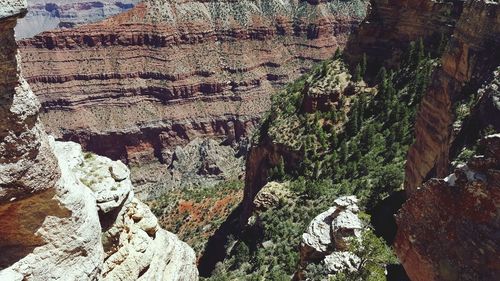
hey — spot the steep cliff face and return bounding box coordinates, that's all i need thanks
[345,0,464,66]
[18,0,368,192]
[405,0,500,193]
[0,2,197,279]
[395,134,500,281]
[15,0,139,39]
[0,0,59,204]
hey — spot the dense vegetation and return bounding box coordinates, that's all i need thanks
[204,40,438,280]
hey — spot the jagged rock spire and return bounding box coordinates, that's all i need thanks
[0,0,60,203]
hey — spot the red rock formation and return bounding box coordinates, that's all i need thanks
[404,0,500,194]
[395,134,500,281]
[18,0,368,190]
[345,0,464,66]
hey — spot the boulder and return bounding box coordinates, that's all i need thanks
[301,196,361,259]
[253,181,291,210]
[299,196,362,278]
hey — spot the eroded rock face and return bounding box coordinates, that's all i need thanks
[102,198,198,281]
[395,134,500,281]
[135,137,245,200]
[2,138,199,280]
[252,181,291,211]
[404,0,500,193]
[345,0,464,66]
[0,3,198,279]
[15,0,139,39]
[18,0,368,190]
[298,196,362,278]
[0,0,66,271]
[0,0,59,203]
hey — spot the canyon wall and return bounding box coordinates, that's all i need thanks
[18,0,369,195]
[392,0,500,279]
[345,0,464,67]
[405,0,500,193]
[347,0,499,193]
[15,0,138,39]
[0,1,197,279]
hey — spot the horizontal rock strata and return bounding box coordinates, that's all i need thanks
[18,0,369,191]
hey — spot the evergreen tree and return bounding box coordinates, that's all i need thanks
[277,157,286,179]
[417,38,425,64]
[406,41,416,67]
[330,131,338,148]
[354,63,362,82]
[376,66,387,85]
[339,141,348,162]
[334,48,342,59]
[437,32,447,55]
[360,53,367,78]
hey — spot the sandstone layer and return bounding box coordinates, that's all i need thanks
[395,134,500,281]
[404,0,500,193]
[19,0,368,193]
[15,0,138,39]
[0,3,198,279]
[345,0,464,67]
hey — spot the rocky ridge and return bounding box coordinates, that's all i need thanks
[395,134,500,281]
[18,0,369,192]
[0,2,197,279]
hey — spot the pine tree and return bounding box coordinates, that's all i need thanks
[406,41,416,67]
[361,53,367,78]
[339,141,348,162]
[354,63,362,82]
[330,131,338,147]
[437,32,447,55]
[417,38,425,64]
[277,157,286,179]
[376,66,387,85]
[334,48,342,59]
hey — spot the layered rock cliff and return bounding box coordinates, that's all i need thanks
[345,0,464,66]
[15,0,138,39]
[0,2,197,279]
[18,0,369,194]
[404,0,500,193]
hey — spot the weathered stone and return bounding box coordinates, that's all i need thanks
[18,0,369,194]
[0,4,198,279]
[15,0,138,39]
[323,252,360,274]
[137,137,244,200]
[404,0,500,194]
[102,198,198,281]
[395,134,500,281]
[253,181,291,211]
[299,196,362,278]
[0,0,59,204]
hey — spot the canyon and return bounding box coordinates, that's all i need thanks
[18,0,369,197]
[237,0,499,279]
[1,0,498,280]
